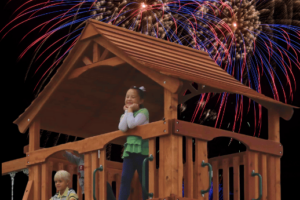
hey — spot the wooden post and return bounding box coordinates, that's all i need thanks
[22,181,33,200]
[185,137,193,198]
[244,151,259,200]
[58,163,64,170]
[29,120,40,152]
[33,164,41,200]
[84,153,92,200]
[259,154,267,200]
[268,109,281,200]
[148,138,156,197]
[91,151,99,199]
[28,120,41,200]
[41,161,53,200]
[212,160,219,200]
[232,156,240,200]
[99,148,107,200]
[222,158,229,200]
[195,139,208,200]
[161,89,181,196]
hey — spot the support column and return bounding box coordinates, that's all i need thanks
[28,119,41,200]
[268,109,281,200]
[161,89,182,197]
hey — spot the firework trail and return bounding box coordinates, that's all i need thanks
[2,0,300,139]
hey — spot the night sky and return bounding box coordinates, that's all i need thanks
[1,1,300,199]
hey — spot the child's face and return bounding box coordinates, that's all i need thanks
[54,177,69,193]
[125,89,144,107]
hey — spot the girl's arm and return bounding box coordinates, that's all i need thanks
[127,112,147,129]
[63,151,80,165]
[118,111,128,132]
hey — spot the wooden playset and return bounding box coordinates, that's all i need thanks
[2,19,297,200]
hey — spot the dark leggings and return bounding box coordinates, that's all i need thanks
[118,153,149,200]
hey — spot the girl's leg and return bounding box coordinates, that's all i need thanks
[118,155,136,200]
[135,154,149,200]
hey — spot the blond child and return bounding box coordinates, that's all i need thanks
[50,170,78,200]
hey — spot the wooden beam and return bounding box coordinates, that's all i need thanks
[93,43,101,63]
[212,160,219,200]
[178,81,223,104]
[91,151,99,199]
[22,180,33,200]
[68,57,125,79]
[2,157,27,175]
[82,56,92,65]
[26,121,169,166]
[29,120,40,152]
[174,120,283,157]
[93,37,183,94]
[99,48,109,61]
[148,138,156,198]
[185,137,193,198]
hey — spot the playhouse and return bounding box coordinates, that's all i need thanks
[2,19,297,200]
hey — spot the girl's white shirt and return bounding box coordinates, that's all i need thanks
[118,110,149,132]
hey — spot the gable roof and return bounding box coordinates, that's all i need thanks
[13,19,297,137]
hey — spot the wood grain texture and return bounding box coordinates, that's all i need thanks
[195,139,208,200]
[232,156,240,200]
[185,137,193,198]
[149,138,156,197]
[99,148,107,200]
[2,157,27,175]
[174,120,283,157]
[259,154,267,200]
[26,121,169,166]
[84,153,92,200]
[222,158,229,200]
[29,120,40,152]
[22,181,33,200]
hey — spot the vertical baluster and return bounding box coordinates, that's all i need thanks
[259,153,267,200]
[91,151,99,199]
[222,158,229,200]
[212,160,219,200]
[178,135,183,198]
[84,153,92,200]
[93,43,101,63]
[158,136,164,197]
[99,148,107,200]
[149,138,156,198]
[267,155,276,200]
[185,137,193,198]
[232,156,240,200]
[245,151,259,200]
[195,139,208,200]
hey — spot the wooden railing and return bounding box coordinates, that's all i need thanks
[3,119,283,200]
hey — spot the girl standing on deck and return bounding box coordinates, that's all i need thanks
[118,86,149,200]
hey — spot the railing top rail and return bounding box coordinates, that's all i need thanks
[173,120,283,157]
[26,120,169,166]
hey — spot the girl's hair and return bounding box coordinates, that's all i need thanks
[54,170,70,182]
[129,86,145,108]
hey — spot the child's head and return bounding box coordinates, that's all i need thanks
[54,170,70,193]
[125,86,145,108]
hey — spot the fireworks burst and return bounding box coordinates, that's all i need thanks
[1,0,300,138]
